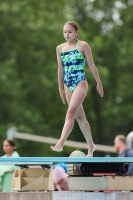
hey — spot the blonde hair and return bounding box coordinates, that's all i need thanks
[115,135,126,145]
[64,21,79,39]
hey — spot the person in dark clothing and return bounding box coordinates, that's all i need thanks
[114,135,133,175]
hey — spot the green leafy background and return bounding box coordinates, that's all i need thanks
[0,0,133,157]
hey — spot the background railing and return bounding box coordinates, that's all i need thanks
[6,127,115,153]
[7,128,133,153]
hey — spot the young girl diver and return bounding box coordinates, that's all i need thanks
[51,21,104,157]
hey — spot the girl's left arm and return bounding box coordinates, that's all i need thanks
[83,42,104,97]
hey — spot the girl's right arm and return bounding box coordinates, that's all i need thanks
[56,45,66,104]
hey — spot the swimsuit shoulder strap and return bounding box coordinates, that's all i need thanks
[76,40,80,49]
[76,40,85,60]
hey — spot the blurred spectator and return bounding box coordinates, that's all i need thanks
[2,139,19,158]
[0,139,20,191]
[114,135,133,175]
[53,162,68,173]
[53,166,69,191]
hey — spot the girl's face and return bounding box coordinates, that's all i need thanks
[3,140,14,155]
[63,24,78,42]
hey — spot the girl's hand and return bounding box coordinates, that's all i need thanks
[59,89,66,104]
[96,82,104,97]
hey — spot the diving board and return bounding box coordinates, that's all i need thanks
[1,156,133,191]
[0,157,133,165]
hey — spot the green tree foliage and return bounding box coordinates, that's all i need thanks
[0,0,133,156]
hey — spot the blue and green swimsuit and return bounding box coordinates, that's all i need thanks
[61,41,86,92]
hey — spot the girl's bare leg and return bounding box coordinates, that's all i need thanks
[65,86,96,157]
[75,105,96,157]
[52,80,88,151]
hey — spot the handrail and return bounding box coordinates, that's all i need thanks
[7,128,115,153]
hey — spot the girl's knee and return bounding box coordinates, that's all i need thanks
[66,108,76,119]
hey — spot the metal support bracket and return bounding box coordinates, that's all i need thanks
[12,168,54,191]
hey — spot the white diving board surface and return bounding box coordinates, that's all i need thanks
[0,157,133,165]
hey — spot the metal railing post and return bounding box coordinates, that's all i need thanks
[7,127,16,139]
[126,131,133,148]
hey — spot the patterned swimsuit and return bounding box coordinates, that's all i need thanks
[61,41,86,92]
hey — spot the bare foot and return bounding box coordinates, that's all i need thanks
[86,145,96,157]
[51,145,63,152]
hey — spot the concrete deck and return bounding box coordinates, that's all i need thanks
[0,191,133,200]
